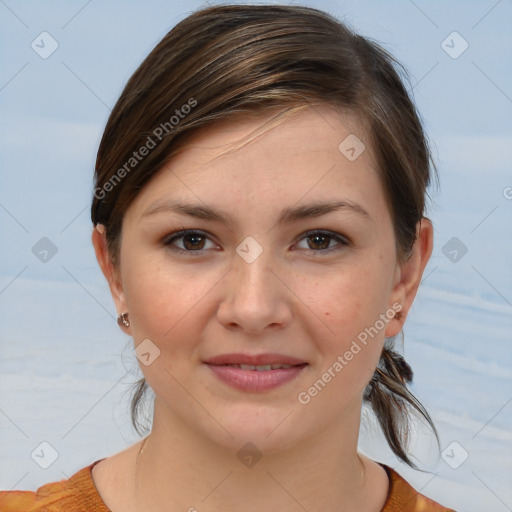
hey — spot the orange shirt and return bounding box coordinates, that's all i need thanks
[0,461,456,511]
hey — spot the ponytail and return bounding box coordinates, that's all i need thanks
[130,377,151,436]
[363,337,439,468]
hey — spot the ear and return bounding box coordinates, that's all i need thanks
[385,217,433,337]
[91,224,130,334]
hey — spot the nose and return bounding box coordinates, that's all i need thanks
[216,240,292,335]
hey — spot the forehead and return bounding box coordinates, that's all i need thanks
[173,104,373,167]
[126,104,388,226]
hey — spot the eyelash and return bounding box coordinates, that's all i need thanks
[162,229,350,256]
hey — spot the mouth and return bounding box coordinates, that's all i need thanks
[203,352,307,367]
[213,363,306,371]
[203,353,308,392]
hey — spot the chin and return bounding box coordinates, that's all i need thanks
[221,405,308,452]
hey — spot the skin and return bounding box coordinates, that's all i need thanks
[91,104,433,512]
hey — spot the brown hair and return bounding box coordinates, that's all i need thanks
[91,3,439,468]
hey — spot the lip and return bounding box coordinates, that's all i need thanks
[204,353,307,366]
[203,353,308,392]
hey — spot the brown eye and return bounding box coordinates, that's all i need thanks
[307,233,331,250]
[182,232,206,250]
[296,230,349,255]
[163,230,216,253]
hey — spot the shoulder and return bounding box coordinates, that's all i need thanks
[381,464,457,512]
[0,461,110,512]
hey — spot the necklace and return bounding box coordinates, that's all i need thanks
[136,436,149,466]
[133,437,149,512]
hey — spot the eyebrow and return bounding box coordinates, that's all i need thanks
[142,199,371,227]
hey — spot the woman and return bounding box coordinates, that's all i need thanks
[0,4,456,511]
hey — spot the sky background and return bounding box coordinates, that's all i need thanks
[0,1,511,510]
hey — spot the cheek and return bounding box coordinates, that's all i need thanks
[121,261,211,390]
[306,280,388,406]
[317,264,392,339]
[307,257,394,388]
[122,254,218,347]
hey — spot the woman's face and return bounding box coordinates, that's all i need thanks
[103,105,412,452]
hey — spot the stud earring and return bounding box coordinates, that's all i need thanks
[117,312,130,328]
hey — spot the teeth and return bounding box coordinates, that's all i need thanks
[271,364,292,370]
[233,364,293,371]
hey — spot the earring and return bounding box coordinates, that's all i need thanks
[117,312,130,328]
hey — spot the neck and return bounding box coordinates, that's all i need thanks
[131,399,387,512]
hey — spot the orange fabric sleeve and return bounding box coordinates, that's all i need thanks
[0,462,110,512]
[382,465,456,512]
